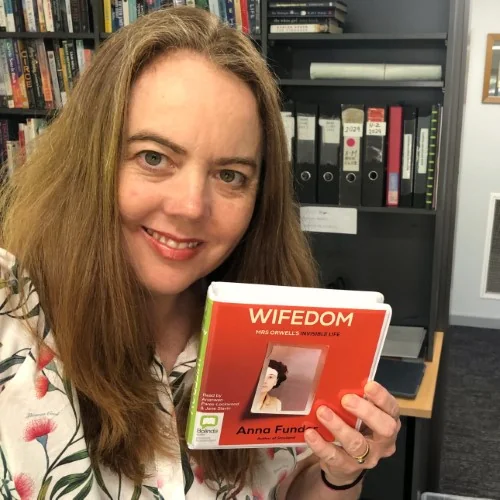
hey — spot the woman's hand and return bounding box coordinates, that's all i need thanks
[304,380,400,486]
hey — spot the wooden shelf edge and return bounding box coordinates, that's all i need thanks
[397,330,443,419]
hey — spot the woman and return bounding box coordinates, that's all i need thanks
[252,359,288,413]
[0,6,400,499]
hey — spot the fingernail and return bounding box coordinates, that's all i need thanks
[365,381,378,395]
[319,406,334,421]
[343,395,357,408]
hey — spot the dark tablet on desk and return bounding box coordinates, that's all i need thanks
[374,358,426,399]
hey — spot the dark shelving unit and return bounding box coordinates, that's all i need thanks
[279,79,445,88]
[269,32,448,42]
[0,108,52,116]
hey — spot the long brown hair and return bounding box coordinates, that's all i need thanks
[0,6,318,490]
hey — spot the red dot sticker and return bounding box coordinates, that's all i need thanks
[347,138,356,147]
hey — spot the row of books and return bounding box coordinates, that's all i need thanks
[0,38,93,109]
[0,118,47,178]
[0,0,90,32]
[281,102,442,209]
[104,0,261,35]
[269,0,346,34]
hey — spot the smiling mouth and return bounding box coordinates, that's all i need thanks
[143,227,203,250]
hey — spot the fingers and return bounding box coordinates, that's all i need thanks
[341,390,400,440]
[303,427,361,478]
[315,406,369,461]
[365,381,400,420]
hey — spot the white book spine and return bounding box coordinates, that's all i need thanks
[270,24,324,33]
[47,51,62,108]
[0,0,6,30]
[65,0,73,32]
[43,0,55,31]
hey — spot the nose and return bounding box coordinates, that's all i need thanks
[162,163,211,221]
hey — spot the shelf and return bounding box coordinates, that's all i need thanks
[302,204,436,215]
[279,79,444,88]
[357,206,436,215]
[268,32,448,42]
[0,108,53,117]
[0,32,95,40]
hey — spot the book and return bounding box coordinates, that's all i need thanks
[186,282,392,449]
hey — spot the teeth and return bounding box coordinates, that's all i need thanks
[146,228,200,250]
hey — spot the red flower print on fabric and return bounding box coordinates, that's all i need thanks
[193,465,204,484]
[37,345,54,370]
[278,470,288,484]
[14,473,34,500]
[24,418,56,443]
[295,446,308,456]
[35,374,49,399]
[251,489,264,500]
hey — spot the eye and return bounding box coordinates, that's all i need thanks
[136,150,170,171]
[144,151,163,167]
[217,169,247,186]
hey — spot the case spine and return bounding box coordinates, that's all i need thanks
[186,297,214,446]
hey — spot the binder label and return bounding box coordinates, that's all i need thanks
[297,115,315,141]
[319,118,341,144]
[343,123,363,137]
[281,112,295,161]
[300,206,357,235]
[366,121,387,136]
[402,134,413,179]
[417,128,429,174]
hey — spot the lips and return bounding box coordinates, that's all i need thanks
[143,227,203,250]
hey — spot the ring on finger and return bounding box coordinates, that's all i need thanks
[351,441,370,464]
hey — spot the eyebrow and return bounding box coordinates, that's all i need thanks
[127,132,258,170]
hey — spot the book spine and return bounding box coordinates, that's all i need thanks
[186,298,214,446]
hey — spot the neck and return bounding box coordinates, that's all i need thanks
[149,282,205,369]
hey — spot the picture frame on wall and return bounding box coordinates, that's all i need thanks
[482,33,500,104]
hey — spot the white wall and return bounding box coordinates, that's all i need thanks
[449,0,500,328]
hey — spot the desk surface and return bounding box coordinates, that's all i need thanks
[396,331,443,419]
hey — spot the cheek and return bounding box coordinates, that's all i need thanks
[214,196,257,239]
[118,173,150,222]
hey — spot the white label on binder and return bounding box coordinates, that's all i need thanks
[319,118,341,144]
[417,128,429,174]
[297,115,315,141]
[343,137,360,172]
[366,121,387,136]
[343,123,363,137]
[402,134,413,179]
[300,206,357,235]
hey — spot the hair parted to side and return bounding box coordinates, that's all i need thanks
[268,359,288,388]
[0,5,318,491]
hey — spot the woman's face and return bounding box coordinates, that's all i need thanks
[261,367,279,393]
[118,50,262,297]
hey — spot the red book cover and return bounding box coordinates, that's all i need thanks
[186,282,391,449]
[386,105,403,207]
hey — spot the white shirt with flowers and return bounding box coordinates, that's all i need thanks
[0,248,309,499]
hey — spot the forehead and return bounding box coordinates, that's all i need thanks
[127,50,263,162]
[266,367,278,377]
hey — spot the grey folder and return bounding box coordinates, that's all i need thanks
[381,326,426,359]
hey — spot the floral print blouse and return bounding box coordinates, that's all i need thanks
[0,249,311,499]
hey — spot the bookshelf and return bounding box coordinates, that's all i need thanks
[0,0,467,368]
